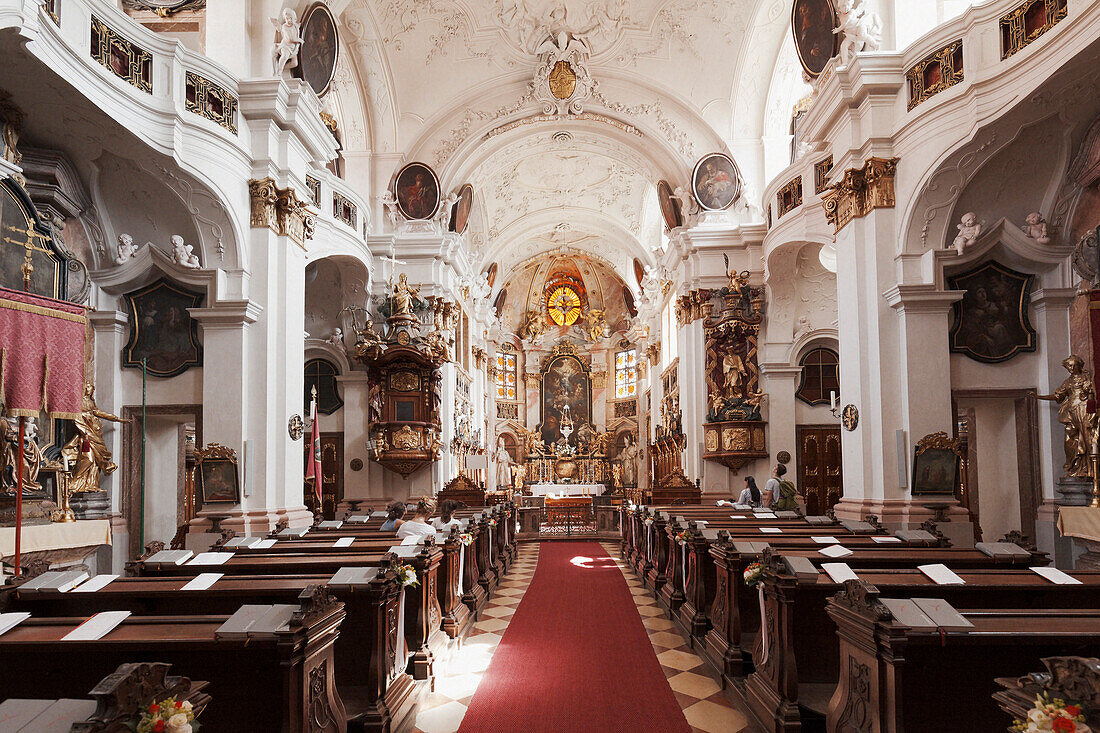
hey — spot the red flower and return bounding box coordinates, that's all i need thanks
[1066,706,1081,717]
[148,704,159,714]
[153,721,166,733]
[175,701,184,708]
[1052,717,1075,733]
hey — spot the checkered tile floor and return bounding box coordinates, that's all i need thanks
[409,541,750,733]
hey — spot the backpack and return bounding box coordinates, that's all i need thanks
[775,479,798,511]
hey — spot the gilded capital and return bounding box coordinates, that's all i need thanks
[249,177,316,248]
[820,157,899,234]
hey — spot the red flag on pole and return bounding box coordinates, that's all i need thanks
[305,389,322,503]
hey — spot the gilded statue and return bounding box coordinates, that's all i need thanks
[390,273,420,317]
[1033,355,1099,478]
[581,309,606,342]
[61,383,130,494]
[518,309,548,342]
[1,415,43,493]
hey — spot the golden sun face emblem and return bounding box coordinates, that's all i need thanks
[547,285,582,326]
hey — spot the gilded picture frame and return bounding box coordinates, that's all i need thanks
[911,432,962,497]
[692,153,742,212]
[198,457,241,504]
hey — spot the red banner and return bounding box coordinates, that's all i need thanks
[0,286,86,419]
[305,398,322,502]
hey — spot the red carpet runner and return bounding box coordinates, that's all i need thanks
[458,541,692,733]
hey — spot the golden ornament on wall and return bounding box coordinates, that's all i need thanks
[705,430,719,453]
[548,60,577,100]
[390,371,419,392]
[392,425,420,451]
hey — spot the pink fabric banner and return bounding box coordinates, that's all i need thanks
[0,285,86,419]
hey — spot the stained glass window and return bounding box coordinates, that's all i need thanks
[495,352,517,401]
[615,348,637,399]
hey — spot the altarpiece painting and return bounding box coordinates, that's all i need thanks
[123,278,204,377]
[538,347,592,449]
[947,260,1036,363]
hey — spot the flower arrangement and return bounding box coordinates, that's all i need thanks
[644,518,654,527]
[458,532,474,547]
[674,530,689,545]
[134,698,197,733]
[488,518,498,527]
[395,563,419,587]
[1013,694,1090,733]
[743,562,763,587]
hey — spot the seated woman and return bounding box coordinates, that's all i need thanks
[396,498,437,541]
[736,476,761,507]
[379,501,407,532]
[432,499,465,531]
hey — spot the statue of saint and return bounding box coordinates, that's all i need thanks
[617,432,638,486]
[61,383,130,494]
[1,416,44,494]
[1033,355,1099,478]
[391,273,420,317]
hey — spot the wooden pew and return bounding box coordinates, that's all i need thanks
[132,543,446,682]
[824,581,1100,732]
[744,556,1100,733]
[0,588,348,732]
[5,571,415,733]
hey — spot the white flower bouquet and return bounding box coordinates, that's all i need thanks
[134,697,197,733]
[395,563,420,587]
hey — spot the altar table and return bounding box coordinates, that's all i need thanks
[529,483,605,497]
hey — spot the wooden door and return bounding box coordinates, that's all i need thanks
[797,426,842,516]
[305,433,343,520]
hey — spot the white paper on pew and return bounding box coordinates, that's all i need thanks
[188,552,235,566]
[728,515,747,520]
[62,611,130,641]
[754,512,777,518]
[72,574,119,593]
[333,537,355,548]
[819,544,853,558]
[872,536,902,543]
[1030,566,1082,585]
[181,573,223,591]
[400,536,419,545]
[811,536,839,544]
[759,527,783,534]
[0,612,30,637]
[918,563,965,585]
[253,539,277,549]
[821,563,859,583]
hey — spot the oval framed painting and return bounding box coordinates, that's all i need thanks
[297,3,339,97]
[450,183,474,234]
[691,153,742,212]
[656,180,682,230]
[394,162,440,221]
[791,0,838,79]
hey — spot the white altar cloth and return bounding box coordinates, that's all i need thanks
[530,483,605,497]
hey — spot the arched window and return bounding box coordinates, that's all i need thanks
[615,348,637,398]
[796,348,840,406]
[495,351,517,401]
[305,358,343,415]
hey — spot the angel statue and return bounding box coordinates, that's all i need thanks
[61,383,131,495]
[833,0,882,66]
[1032,355,1099,478]
[271,8,302,77]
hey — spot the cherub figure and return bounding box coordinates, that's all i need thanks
[1022,212,1052,245]
[170,235,200,268]
[115,234,138,265]
[271,8,302,77]
[327,328,344,347]
[951,212,982,255]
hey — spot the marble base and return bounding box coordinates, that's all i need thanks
[71,490,110,520]
[1056,476,1095,506]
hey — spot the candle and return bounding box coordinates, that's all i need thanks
[63,454,70,472]
[830,391,837,410]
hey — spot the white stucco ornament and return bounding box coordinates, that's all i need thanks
[1022,212,1053,245]
[170,234,201,268]
[530,5,597,115]
[834,0,882,67]
[950,212,982,256]
[115,233,138,265]
[271,8,302,77]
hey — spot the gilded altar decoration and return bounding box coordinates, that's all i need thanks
[911,431,963,495]
[184,72,238,134]
[1000,0,1067,59]
[581,309,607,342]
[820,156,898,233]
[905,39,964,111]
[547,284,582,326]
[947,261,1036,363]
[61,383,131,496]
[1,416,43,493]
[353,271,451,478]
[548,60,577,99]
[1033,355,1098,479]
[248,177,315,248]
[90,16,153,93]
[675,289,714,327]
[518,309,548,341]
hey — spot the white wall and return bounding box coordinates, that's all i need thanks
[142,415,191,546]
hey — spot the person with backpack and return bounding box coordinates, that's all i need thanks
[762,463,799,511]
